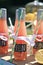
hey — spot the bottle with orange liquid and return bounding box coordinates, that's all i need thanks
[0,8,8,54]
[14,8,27,60]
[33,9,43,54]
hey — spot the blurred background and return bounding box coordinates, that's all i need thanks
[0,0,43,26]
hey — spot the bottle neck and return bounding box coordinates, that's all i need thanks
[0,8,7,20]
[16,8,27,36]
[20,11,25,21]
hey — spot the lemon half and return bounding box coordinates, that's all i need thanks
[35,49,43,64]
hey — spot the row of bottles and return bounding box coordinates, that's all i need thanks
[0,8,43,61]
[0,8,27,61]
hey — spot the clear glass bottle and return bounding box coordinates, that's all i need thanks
[14,8,27,60]
[33,9,43,54]
[0,8,8,54]
[25,0,43,35]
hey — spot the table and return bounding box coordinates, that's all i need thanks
[12,55,41,65]
[0,48,41,65]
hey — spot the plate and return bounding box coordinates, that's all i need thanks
[35,49,43,64]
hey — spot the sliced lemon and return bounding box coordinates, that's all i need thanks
[35,49,43,64]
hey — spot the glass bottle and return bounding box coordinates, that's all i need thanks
[0,8,8,54]
[25,0,43,35]
[33,9,43,54]
[14,8,27,60]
